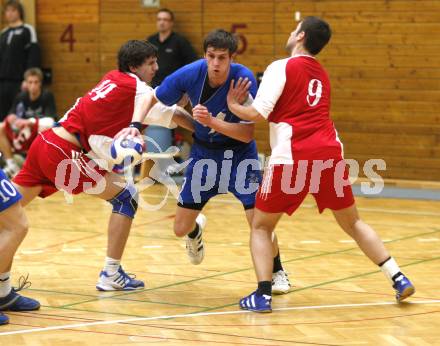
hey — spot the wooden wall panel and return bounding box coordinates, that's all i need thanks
[36,0,100,115]
[35,0,440,181]
[272,0,440,180]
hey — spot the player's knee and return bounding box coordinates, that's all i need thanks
[108,183,139,219]
[173,222,189,237]
[338,217,361,237]
[251,218,274,234]
[13,216,28,240]
[173,215,195,237]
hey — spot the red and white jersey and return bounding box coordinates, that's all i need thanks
[59,70,152,152]
[253,55,343,163]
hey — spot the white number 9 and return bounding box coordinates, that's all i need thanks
[306,79,322,107]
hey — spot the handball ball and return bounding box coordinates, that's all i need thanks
[110,137,144,166]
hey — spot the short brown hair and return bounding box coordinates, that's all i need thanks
[298,17,331,55]
[157,8,174,21]
[4,0,25,21]
[24,68,43,82]
[118,40,157,73]
[203,29,238,55]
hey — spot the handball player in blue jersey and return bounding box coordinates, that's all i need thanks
[0,169,39,325]
[155,29,290,293]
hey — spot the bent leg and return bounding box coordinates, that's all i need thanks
[332,203,389,265]
[250,209,283,283]
[0,202,28,274]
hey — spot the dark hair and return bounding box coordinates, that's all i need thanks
[118,40,157,72]
[157,8,174,21]
[298,16,331,55]
[203,29,238,55]
[4,0,24,21]
[24,67,43,82]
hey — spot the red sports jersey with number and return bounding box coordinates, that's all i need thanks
[252,55,354,215]
[253,55,343,163]
[59,70,150,152]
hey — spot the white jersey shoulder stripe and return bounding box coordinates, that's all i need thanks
[252,58,289,119]
[23,24,38,43]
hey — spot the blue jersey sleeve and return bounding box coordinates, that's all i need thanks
[155,60,200,106]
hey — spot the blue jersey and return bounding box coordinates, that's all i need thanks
[155,59,258,144]
[0,169,22,212]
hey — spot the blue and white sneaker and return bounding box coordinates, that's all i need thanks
[96,266,145,291]
[0,275,40,312]
[0,289,40,311]
[239,291,272,313]
[0,312,9,325]
[393,274,415,302]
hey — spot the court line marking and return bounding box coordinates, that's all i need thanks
[35,255,440,320]
[196,255,440,314]
[58,229,440,308]
[417,238,439,242]
[20,250,44,255]
[1,299,440,337]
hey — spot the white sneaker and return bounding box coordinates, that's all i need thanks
[96,266,145,291]
[272,270,291,294]
[185,213,206,265]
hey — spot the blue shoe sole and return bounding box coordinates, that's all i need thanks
[239,305,272,313]
[397,286,415,302]
[95,285,144,292]
[6,304,40,312]
[0,317,9,325]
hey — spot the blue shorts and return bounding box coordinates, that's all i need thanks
[0,169,22,212]
[178,141,261,210]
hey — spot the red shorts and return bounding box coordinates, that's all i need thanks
[256,159,355,215]
[13,129,107,198]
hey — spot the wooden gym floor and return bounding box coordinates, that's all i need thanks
[0,184,439,345]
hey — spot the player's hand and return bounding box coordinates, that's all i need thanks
[14,118,32,129]
[5,114,17,125]
[114,127,144,145]
[227,77,251,106]
[193,104,213,127]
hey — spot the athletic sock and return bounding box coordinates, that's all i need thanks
[0,272,11,298]
[187,223,200,239]
[273,251,283,273]
[379,257,401,285]
[256,281,272,296]
[104,257,120,276]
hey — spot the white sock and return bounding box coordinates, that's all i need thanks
[104,257,120,276]
[380,257,401,285]
[0,272,11,298]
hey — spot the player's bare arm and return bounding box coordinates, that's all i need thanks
[115,92,157,141]
[172,106,195,132]
[193,104,254,143]
[227,79,266,123]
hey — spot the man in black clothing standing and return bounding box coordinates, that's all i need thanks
[147,8,197,88]
[0,0,41,121]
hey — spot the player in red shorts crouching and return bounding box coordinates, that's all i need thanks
[227,17,415,312]
[12,40,194,291]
